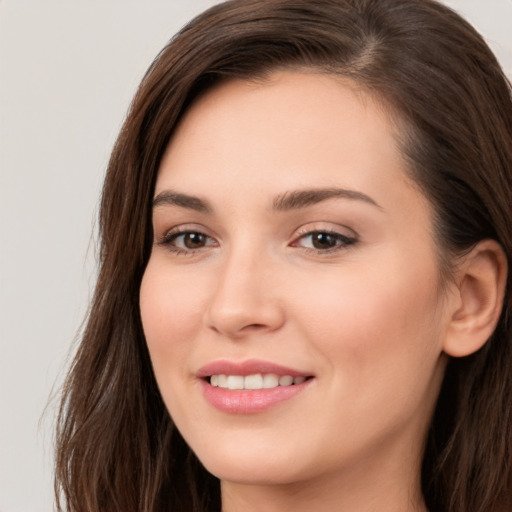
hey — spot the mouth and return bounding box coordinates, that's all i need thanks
[197,360,314,414]
[207,373,311,390]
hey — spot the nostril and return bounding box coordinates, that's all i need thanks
[205,293,286,337]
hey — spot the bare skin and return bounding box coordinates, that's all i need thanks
[140,71,506,511]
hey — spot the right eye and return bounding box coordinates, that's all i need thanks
[159,230,217,254]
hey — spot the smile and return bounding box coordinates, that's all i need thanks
[209,374,307,390]
[197,360,314,413]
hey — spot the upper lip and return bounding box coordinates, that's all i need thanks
[196,359,312,378]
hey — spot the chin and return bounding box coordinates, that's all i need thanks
[187,430,312,485]
[203,456,305,486]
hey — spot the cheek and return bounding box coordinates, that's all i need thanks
[293,255,444,388]
[139,258,206,370]
[291,260,446,460]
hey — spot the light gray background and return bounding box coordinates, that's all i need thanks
[1,1,511,511]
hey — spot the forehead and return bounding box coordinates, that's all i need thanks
[157,71,423,214]
[167,71,395,152]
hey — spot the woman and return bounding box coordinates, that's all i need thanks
[55,0,512,511]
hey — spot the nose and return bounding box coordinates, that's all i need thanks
[205,248,285,339]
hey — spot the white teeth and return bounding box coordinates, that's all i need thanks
[209,373,308,390]
[279,375,293,386]
[244,374,263,389]
[227,375,244,390]
[262,373,279,388]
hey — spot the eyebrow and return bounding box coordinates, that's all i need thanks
[153,190,212,213]
[152,187,382,213]
[272,188,382,211]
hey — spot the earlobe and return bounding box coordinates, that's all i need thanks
[443,239,508,358]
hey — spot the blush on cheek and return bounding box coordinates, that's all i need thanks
[140,265,210,381]
[303,267,439,366]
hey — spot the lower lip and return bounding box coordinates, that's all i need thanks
[200,379,312,414]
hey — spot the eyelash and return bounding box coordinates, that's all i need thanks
[158,228,217,256]
[291,229,357,254]
[158,228,357,256]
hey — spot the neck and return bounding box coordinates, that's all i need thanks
[222,478,428,512]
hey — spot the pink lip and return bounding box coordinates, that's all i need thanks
[196,359,310,378]
[196,359,314,414]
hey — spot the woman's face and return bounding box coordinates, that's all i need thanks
[140,71,452,488]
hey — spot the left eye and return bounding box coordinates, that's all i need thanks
[295,231,355,251]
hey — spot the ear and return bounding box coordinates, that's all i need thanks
[443,239,508,358]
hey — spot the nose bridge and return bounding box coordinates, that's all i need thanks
[205,238,284,337]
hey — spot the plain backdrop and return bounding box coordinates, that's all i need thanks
[1,1,511,511]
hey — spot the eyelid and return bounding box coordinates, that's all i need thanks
[290,223,358,253]
[155,222,357,256]
[156,224,219,255]
[157,223,213,242]
[292,222,357,240]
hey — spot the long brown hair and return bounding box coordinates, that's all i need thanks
[55,1,512,511]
